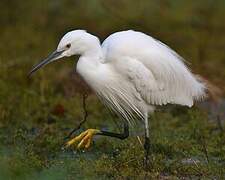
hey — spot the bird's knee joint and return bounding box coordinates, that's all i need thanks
[144,137,150,150]
[119,132,129,140]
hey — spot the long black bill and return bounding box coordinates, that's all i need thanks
[28,50,64,77]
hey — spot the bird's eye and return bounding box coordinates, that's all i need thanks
[66,44,71,48]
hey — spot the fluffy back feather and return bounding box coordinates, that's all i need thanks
[102,30,206,107]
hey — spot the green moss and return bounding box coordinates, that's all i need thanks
[0,106,224,179]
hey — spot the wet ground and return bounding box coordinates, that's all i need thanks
[0,92,224,179]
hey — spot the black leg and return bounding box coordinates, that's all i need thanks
[97,120,129,140]
[144,136,151,169]
[143,112,151,170]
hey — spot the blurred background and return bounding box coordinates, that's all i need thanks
[0,0,225,179]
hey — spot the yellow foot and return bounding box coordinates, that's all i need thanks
[65,129,101,149]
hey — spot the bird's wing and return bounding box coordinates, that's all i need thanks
[113,56,182,106]
[102,30,206,107]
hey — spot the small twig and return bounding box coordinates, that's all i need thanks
[216,115,224,133]
[64,93,89,140]
[189,166,204,177]
[199,135,210,164]
[114,158,137,169]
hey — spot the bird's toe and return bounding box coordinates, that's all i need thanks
[65,129,100,149]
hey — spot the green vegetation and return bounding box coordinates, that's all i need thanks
[0,0,224,179]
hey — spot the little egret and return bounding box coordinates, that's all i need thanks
[29,30,206,164]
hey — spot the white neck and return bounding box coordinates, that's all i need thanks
[76,39,104,79]
[82,42,103,60]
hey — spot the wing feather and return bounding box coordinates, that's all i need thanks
[102,30,206,107]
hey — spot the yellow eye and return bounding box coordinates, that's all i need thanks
[66,44,71,48]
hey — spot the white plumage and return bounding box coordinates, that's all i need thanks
[30,29,206,125]
[29,29,208,154]
[74,30,206,123]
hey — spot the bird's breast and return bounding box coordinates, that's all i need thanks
[76,57,149,118]
[76,57,109,90]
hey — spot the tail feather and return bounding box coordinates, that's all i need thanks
[195,75,223,102]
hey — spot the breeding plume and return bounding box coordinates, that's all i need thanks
[29,30,206,163]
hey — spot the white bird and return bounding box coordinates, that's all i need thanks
[29,30,206,163]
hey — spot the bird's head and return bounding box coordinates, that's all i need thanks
[29,30,99,76]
